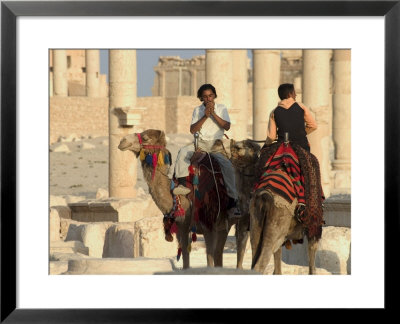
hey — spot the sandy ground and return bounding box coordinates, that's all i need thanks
[50,133,194,198]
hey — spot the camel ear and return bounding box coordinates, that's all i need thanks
[230,139,236,147]
[157,130,166,145]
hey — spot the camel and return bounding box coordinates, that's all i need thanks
[118,129,236,269]
[229,139,261,269]
[245,142,322,275]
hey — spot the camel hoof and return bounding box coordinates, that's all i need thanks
[284,240,292,250]
[165,232,173,242]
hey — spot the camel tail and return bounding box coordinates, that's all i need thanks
[251,190,274,269]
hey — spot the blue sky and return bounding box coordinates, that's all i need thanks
[100,50,252,97]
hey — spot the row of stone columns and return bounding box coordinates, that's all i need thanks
[206,49,350,197]
[51,49,101,97]
[52,49,350,199]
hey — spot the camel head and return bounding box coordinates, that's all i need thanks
[230,139,261,169]
[118,129,167,157]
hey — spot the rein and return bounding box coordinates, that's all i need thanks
[137,133,166,150]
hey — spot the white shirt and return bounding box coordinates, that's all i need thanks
[191,103,230,141]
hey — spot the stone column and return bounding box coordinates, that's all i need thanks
[49,71,54,97]
[191,69,197,96]
[232,50,249,140]
[252,50,281,141]
[206,50,235,138]
[85,49,100,97]
[302,50,332,197]
[109,50,137,198]
[53,49,68,96]
[206,50,233,109]
[332,49,351,194]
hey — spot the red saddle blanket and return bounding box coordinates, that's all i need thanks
[254,143,305,205]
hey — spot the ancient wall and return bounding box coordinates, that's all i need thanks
[165,96,200,134]
[50,97,109,144]
[136,97,167,132]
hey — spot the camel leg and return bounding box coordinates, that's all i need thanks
[203,228,216,267]
[236,218,249,269]
[273,247,282,275]
[213,229,229,267]
[308,237,319,275]
[252,206,292,274]
[177,227,190,269]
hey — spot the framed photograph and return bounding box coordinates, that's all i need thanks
[1,0,398,321]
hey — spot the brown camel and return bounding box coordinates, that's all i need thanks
[240,142,321,275]
[118,129,236,269]
[230,139,261,269]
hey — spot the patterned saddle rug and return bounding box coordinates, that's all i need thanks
[254,143,305,204]
[187,151,229,231]
[255,142,325,240]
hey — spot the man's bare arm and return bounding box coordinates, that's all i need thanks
[211,110,230,131]
[190,115,208,134]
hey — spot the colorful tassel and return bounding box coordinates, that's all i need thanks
[170,180,175,190]
[158,151,164,166]
[187,243,192,253]
[188,165,195,175]
[177,247,182,261]
[195,189,201,199]
[174,206,185,217]
[164,153,170,165]
[151,153,158,180]
[192,232,197,242]
[193,174,199,185]
[139,149,146,161]
[145,154,153,166]
[152,153,158,168]
[170,222,178,234]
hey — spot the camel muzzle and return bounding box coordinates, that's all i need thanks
[118,139,131,151]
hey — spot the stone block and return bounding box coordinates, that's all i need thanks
[49,208,61,242]
[80,142,96,150]
[281,226,351,274]
[50,195,86,207]
[102,223,135,258]
[65,222,113,258]
[68,197,162,223]
[323,198,351,227]
[52,143,70,153]
[50,240,89,255]
[134,216,178,258]
[96,188,109,199]
[49,261,69,275]
[64,257,174,275]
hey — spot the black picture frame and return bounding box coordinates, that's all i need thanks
[1,0,398,322]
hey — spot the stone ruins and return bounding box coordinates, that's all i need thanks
[49,49,351,275]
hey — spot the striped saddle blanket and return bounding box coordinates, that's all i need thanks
[254,143,305,205]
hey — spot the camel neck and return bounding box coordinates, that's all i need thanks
[141,162,174,214]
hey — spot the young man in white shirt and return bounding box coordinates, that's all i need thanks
[173,84,241,219]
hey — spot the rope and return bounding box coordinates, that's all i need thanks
[247,139,267,143]
[206,152,221,221]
